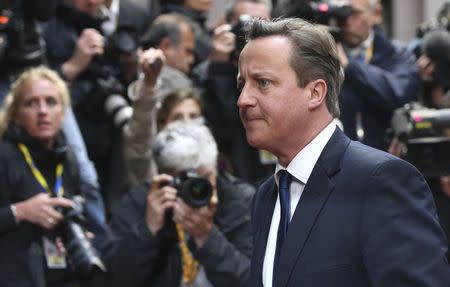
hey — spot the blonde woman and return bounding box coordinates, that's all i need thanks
[0,66,92,287]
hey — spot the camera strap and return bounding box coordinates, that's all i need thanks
[17,143,64,197]
[18,143,67,269]
[175,224,199,284]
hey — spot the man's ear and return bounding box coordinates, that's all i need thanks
[158,37,173,50]
[308,79,327,110]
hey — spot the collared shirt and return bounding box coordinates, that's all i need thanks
[262,122,337,287]
[346,29,374,63]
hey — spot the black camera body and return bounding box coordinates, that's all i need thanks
[56,196,106,278]
[0,0,54,71]
[230,14,252,61]
[309,1,352,42]
[391,103,450,177]
[85,25,139,128]
[163,171,213,208]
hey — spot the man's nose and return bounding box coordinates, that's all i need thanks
[237,84,252,108]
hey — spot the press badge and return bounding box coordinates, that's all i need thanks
[42,236,67,269]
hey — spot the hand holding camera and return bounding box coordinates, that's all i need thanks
[146,173,178,234]
[12,193,74,229]
[55,195,106,278]
[62,28,105,80]
[146,171,216,244]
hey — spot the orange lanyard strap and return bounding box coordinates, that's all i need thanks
[365,43,373,63]
[175,223,199,284]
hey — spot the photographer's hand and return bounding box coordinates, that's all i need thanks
[209,24,236,63]
[138,48,166,88]
[62,28,105,81]
[12,193,75,230]
[173,195,218,247]
[146,174,177,235]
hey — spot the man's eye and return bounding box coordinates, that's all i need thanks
[258,79,270,88]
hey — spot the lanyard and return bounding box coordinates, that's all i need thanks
[18,143,64,197]
[365,43,373,64]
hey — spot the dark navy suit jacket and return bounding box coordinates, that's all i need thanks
[250,127,450,287]
[340,27,420,150]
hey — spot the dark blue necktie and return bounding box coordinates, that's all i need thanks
[273,170,291,286]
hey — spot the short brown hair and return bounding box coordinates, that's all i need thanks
[244,17,344,117]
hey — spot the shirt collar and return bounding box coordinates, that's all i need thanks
[346,29,374,57]
[275,122,337,185]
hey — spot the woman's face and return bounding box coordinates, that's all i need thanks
[15,79,64,148]
[165,98,202,125]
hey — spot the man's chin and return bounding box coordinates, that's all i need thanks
[245,133,265,149]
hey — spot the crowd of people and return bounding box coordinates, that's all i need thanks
[0,0,450,286]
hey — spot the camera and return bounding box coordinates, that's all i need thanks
[231,14,252,61]
[0,0,55,71]
[163,171,213,208]
[56,196,106,278]
[391,103,450,177]
[86,25,139,129]
[309,1,352,42]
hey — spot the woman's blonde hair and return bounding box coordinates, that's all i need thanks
[0,66,71,138]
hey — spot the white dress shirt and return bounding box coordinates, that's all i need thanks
[262,122,337,287]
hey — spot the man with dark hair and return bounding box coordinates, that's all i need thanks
[335,0,420,150]
[238,17,450,287]
[124,13,198,187]
[140,13,197,76]
[195,0,273,185]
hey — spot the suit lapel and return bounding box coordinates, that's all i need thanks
[253,178,277,287]
[275,128,351,287]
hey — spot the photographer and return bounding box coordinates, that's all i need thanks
[277,0,420,150]
[107,120,254,287]
[0,66,105,287]
[389,28,450,257]
[42,0,143,208]
[194,0,272,185]
[332,0,420,150]
[123,13,198,187]
[0,0,109,257]
[0,0,57,99]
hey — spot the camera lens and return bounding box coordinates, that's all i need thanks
[57,196,106,278]
[187,178,211,202]
[174,171,213,208]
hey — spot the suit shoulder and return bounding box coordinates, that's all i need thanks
[345,141,421,176]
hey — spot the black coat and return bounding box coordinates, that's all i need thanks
[106,173,254,287]
[0,126,82,287]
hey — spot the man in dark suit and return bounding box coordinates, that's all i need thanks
[335,0,420,150]
[237,17,450,287]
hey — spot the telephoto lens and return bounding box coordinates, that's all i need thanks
[57,196,106,278]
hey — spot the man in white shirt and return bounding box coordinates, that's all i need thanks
[237,17,450,287]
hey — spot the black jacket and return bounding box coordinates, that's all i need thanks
[106,173,254,287]
[0,126,82,287]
